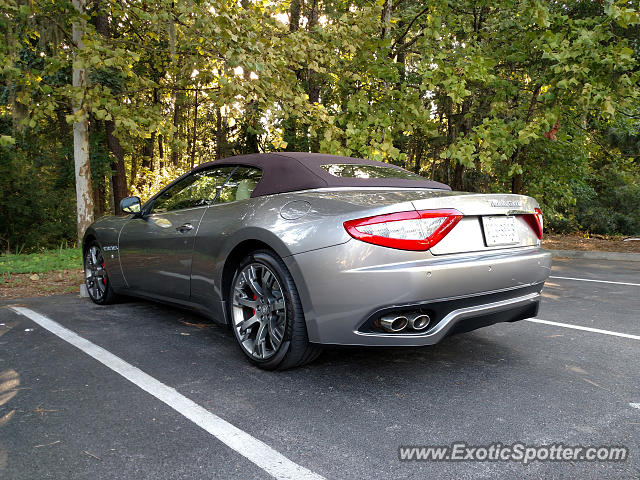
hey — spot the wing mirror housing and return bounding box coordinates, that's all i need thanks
[120,196,142,215]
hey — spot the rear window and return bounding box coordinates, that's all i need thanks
[321,164,425,180]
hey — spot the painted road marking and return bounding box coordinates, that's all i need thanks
[527,318,640,341]
[9,306,324,480]
[549,275,640,287]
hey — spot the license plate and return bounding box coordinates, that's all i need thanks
[482,215,519,246]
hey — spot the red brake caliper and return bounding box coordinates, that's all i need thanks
[101,261,106,284]
[252,294,257,315]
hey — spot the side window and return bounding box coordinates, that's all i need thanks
[151,167,235,214]
[214,167,262,204]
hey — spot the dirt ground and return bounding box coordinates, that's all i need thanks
[543,233,640,253]
[0,269,83,300]
[1,235,639,300]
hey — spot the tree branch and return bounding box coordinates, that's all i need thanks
[390,5,430,53]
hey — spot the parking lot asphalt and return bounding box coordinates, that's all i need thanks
[0,257,638,479]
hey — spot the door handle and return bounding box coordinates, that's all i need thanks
[176,223,194,234]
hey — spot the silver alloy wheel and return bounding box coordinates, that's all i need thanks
[84,245,107,301]
[231,262,287,360]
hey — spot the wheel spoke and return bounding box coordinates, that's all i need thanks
[234,295,258,309]
[272,298,285,313]
[261,269,273,293]
[268,317,284,346]
[246,266,263,297]
[253,322,267,358]
[238,324,252,342]
[91,280,99,298]
[238,314,260,333]
[95,275,106,294]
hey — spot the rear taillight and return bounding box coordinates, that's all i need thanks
[524,207,544,239]
[343,209,463,251]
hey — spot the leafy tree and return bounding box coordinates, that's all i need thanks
[0,0,639,251]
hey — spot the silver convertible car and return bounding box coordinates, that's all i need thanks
[83,152,551,369]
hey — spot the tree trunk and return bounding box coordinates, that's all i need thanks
[511,85,541,195]
[142,88,159,173]
[105,120,128,213]
[282,0,302,151]
[290,0,301,32]
[170,91,181,166]
[130,157,138,189]
[453,162,465,191]
[190,88,199,169]
[95,4,128,213]
[307,0,321,152]
[215,107,226,160]
[72,0,94,242]
[381,0,393,39]
[93,174,105,217]
[244,106,260,154]
[511,172,523,195]
[142,132,155,171]
[168,2,176,57]
[413,144,422,174]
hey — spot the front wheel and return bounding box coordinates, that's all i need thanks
[229,250,321,370]
[84,242,118,305]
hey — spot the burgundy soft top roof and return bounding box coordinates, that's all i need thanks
[195,152,450,197]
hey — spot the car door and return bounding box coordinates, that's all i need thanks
[190,166,264,310]
[118,166,236,300]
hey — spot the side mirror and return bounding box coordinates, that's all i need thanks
[120,196,141,214]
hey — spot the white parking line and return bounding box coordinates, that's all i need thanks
[526,318,640,341]
[549,275,640,287]
[9,306,324,480]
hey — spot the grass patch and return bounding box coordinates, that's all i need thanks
[0,248,82,274]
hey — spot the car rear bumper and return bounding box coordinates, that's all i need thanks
[284,242,551,346]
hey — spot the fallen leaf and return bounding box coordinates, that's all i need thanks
[32,405,57,416]
[179,320,210,329]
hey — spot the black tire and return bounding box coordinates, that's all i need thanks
[228,249,322,370]
[84,241,119,305]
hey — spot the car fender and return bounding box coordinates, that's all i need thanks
[82,216,128,290]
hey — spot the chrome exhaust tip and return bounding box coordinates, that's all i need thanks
[379,315,409,333]
[408,314,430,331]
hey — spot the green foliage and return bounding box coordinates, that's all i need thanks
[575,160,640,235]
[0,0,639,246]
[0,115,77,252]
[0,248,81,274]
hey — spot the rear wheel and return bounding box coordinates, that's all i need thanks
[84,242,118,305]
[229,250,321,370]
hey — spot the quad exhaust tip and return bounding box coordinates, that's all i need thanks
[408,314,430,331]
[378,313,431,333]
[379,315,409,333]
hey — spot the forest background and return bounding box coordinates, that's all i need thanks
[1,0,639,253]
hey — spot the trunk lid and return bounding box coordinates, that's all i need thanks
[409,192,541,255]
[300,188,542,255]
